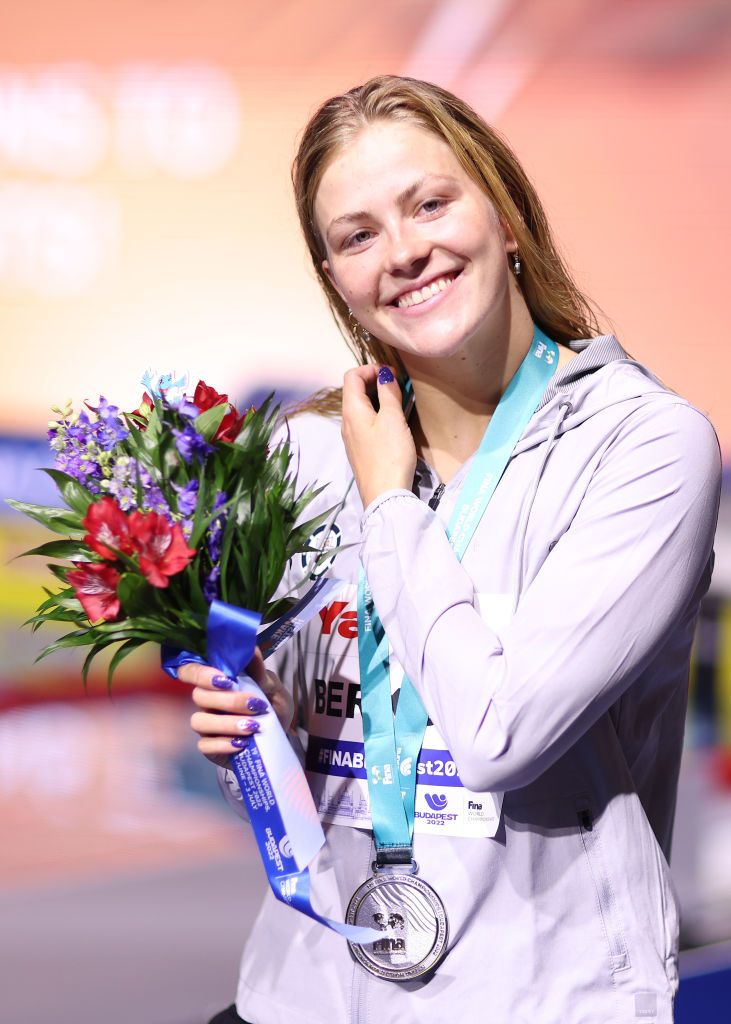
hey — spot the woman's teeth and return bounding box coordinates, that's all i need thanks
[396,274,456,308]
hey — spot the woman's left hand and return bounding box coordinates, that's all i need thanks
[341,365,417,508]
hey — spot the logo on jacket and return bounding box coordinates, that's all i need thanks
[300,522,342,579]
[424,793,448,811]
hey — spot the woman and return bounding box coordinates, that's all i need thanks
[180,76,720,1024]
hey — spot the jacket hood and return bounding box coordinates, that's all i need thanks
[513,334,674,456]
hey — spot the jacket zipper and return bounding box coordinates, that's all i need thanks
[577,808,631,973]
[428,482,445,510]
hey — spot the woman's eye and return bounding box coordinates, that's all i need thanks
[419,198,446,215]
[344,229,372,250]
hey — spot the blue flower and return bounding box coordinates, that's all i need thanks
[207,490,228,562]
[174,479,199,518]
[175,397,200,420]
[173,423,213,463]
[93,406,129,451]
[203,565,221,603]
[145,485,172,520]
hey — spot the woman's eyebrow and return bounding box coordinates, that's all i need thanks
[326,174,460,240]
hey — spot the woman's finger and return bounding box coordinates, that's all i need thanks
[191,709,264,738]
[176,661,236,690]
[342,365,380,417]
[177,644,267,691]
[374,365,405,412]
[191,685,271,716]
[197,736,254,761]
[246,647,266,688]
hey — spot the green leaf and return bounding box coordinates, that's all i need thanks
[20,539,93,561]
[40,469,94,515]
[81,642,107,689]
[117,573,155,617]
[25,604,85,629]
[48,563,71,583]
[144,405,162,444]
[35,630,99,660]
[107,638,145,686]
[195,404,228,441]
[6,499,83,536]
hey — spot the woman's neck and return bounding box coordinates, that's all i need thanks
[404,305,534,485]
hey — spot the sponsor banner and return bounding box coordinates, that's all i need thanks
[306,736,464,788]
[306,737,501,839]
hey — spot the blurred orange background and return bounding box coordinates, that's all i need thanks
[1,0,729,442]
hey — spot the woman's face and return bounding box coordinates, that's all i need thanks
[314,119,519,366]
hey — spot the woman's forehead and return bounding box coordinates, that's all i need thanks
[313,121,469,228]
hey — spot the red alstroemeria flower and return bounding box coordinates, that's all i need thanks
[193,380,229,412]
[193,380,250,443]
[83,497,134,560]
[128,510,196,588]
[215,406,246,442]
[67,562,122,622]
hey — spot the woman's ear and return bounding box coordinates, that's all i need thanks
[321,259,337,292]
[499,215,519,254]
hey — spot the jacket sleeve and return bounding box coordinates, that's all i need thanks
[360,401,721,793]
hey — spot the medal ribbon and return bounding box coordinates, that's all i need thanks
[358,326,559,856]
[163,577,382,943]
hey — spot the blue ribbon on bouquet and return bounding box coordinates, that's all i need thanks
[162,584,381,944]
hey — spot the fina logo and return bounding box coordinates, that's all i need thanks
[424,793,448,811]
[279,834,293,859]
[301,522,342,579]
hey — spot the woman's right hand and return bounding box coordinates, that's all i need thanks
[176,647,295,768]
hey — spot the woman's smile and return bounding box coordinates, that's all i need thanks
[390,270,461,312]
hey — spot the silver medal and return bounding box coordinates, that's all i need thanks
[346,871,449,981]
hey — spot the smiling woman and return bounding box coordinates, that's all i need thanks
[177,76,721,1024]
[317,124,522,368]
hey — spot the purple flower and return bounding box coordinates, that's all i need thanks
[173,423,213,463]
[92,399,129,451]
[66,410,93,441]
[174,480,199,518]
[145,485,172,520]
[207,490,228,563]
[56,450,103,493]
[175,397,200,419]
[203,565,221,603]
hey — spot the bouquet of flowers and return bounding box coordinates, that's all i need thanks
[9,373,384,946]
[8,377,333,682]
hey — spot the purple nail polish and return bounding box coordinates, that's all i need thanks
[235,718,261,734]
[246,697,269,714]
[212,675,235,690]
[378,366,395,385]
[231,736,250,748]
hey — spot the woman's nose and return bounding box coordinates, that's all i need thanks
[384,223,431,274]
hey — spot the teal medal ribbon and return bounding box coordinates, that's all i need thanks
[357,326,559,862]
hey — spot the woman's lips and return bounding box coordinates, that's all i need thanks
[389,270,462,316]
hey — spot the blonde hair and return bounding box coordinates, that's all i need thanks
[290,75,602,417]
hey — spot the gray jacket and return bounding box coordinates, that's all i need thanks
[221,337,721,1024]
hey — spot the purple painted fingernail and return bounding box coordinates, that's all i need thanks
[377,366,395,385]
[246,697,269,714]
[236,718,261,734]
[212,675,235,690]
[231,736,251,748]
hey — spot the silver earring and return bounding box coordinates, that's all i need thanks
[347,307,371,344]
[511,251,521,276]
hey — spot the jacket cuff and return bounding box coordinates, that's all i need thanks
[360,489,421,532]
